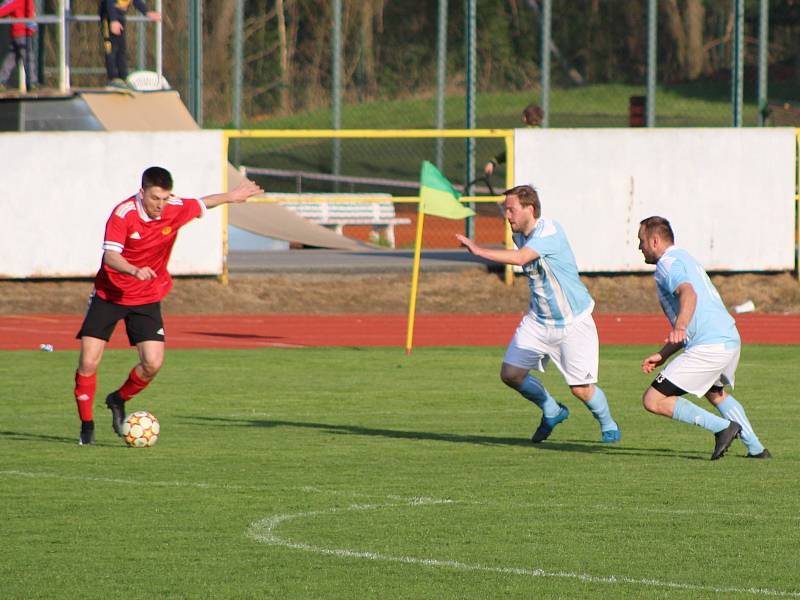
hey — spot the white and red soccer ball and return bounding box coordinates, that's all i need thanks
[122,411,160,448]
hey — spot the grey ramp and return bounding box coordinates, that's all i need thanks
[227,166,362,249]
[80,90,362,250]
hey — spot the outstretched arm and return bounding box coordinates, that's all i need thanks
[201,179,264,209]
[455,234,538,266]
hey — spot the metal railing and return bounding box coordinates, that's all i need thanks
[0,0,162,93]
[242,165,494,196]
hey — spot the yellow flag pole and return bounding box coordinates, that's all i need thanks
[504,131,515,286]
[221,132,231,287]
[405,197,426,354]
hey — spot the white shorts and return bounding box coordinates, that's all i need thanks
[503,310,599,386]
[660,342,740,398]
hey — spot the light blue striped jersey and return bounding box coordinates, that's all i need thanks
[514,218,594,328]
[654,246,740,348]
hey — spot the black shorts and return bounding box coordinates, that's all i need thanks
[651,372,687,397]
[77,294,165,346]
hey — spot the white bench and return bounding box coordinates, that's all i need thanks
[274,194,411,247]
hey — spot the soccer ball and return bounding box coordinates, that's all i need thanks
[122,411,160,448]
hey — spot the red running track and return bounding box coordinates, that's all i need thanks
[1,313,798,351]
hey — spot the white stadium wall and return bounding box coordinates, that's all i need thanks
[0,131,224,279]
[514,128,797,272]
[0,129,796,278]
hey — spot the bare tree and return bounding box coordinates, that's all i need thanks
[276,0,293,113]
[664,0,707,80]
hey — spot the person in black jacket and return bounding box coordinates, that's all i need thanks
[100,0,160,88]
[484,104,543,178]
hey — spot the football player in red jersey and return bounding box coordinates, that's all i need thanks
[73,166,263,445]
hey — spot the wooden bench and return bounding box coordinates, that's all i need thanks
[273,194,411,247]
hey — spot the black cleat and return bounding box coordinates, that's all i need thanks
[746,448,772,459]
[711,421,742,460]
[105,391,126,436]
[79,420,95,445]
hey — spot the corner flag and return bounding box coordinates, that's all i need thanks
[420,161,475,219]
[406,162,475,354]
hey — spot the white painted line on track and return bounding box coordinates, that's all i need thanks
[247,498,800,598]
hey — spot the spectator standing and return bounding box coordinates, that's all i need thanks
[483,104,543,178]
[0,0,37,90]
[100,0,160,88]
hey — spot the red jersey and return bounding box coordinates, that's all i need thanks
[0,0,35,39]
[94,192,205,305]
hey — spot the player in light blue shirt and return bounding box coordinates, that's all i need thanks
[457,185,620,444]
[654,247,740,348]
[638,216,769,460]
[513,218,594,327]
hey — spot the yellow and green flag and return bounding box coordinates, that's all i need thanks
[419,161,475,219]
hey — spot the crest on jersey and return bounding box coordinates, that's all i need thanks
[161,226,173,235]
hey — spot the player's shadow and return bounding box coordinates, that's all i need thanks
[187,415,534,448]
[185,332,284,340]
[0,429,82,445]
[532,439,707,460]
[186,416,701,458]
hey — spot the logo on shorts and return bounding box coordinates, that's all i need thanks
[161,226,173,236]
[656,373,665,383]
[156,328,165,335]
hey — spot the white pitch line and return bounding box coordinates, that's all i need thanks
[5,469,799,596]
[0,469,256,491]
[0,471,450,507]
[247,499,800,598]
[4,469,798,523]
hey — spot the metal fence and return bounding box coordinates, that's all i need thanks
[13,1,799,128]
[5,1,799,250]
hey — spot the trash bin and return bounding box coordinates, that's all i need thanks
[629,95,646,127]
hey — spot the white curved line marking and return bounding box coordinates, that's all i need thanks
[4,470,800,523]
[247,499,800,598]
[4,470,798,596]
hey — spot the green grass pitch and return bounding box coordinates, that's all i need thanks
[1,345,798,599]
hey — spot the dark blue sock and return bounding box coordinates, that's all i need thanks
[517,375,561,418]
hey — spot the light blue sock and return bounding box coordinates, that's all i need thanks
[584,386,618,432]
[715,395,765,455]
[517,375,561,418]
[672,397,729,433]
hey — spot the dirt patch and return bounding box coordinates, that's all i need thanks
[1,270,798,315]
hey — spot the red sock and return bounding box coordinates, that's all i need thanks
[74,371,96,422]
[118,367,151,401]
